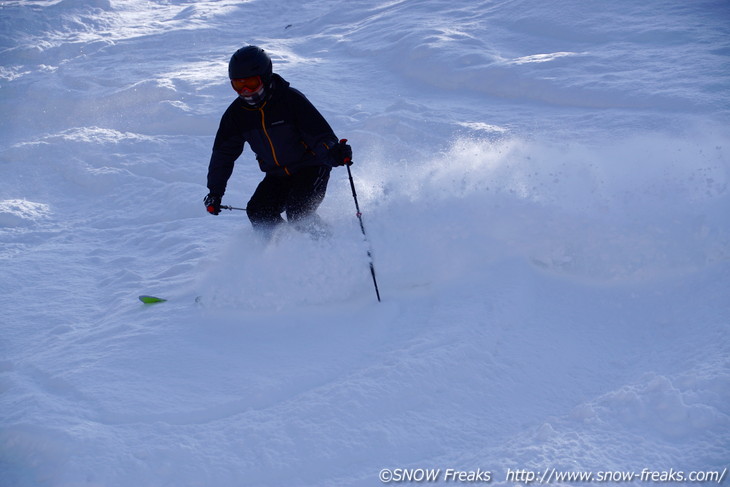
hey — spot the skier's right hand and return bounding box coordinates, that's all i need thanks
[204,193,222,215]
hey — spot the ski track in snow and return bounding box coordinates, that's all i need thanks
[1,0,729,486]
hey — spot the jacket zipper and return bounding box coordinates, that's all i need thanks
[258,105,290,176]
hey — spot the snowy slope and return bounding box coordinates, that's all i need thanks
[1,0,729,486]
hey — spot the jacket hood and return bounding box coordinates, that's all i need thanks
[271,73,289,90]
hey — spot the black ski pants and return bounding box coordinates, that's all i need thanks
[246,165,331,235]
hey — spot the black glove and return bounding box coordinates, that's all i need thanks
[329,139,353,167]
[204,193,221,215]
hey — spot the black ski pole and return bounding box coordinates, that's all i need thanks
[221,205,247,211]
[342,139,381,302]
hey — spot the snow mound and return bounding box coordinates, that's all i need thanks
[589,372,730,439]
[0,199,51,227]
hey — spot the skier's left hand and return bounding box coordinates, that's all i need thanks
[329,139,352,167]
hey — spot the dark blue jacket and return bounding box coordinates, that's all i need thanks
[206,74,338,196]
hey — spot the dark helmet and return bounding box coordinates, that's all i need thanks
[228,45,273,83]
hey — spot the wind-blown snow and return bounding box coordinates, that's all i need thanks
[1,1,729,486]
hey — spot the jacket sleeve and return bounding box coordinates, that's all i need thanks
[206,103,245,197]
[289,88,339,165]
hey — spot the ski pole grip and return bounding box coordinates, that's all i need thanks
[339,139,351,165]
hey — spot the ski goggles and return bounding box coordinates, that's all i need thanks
[230,75,263,94]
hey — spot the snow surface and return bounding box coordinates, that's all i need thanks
[1,0,729,486]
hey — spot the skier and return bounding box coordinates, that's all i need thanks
[203,45,352,239]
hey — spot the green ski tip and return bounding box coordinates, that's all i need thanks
[139,295,167,304]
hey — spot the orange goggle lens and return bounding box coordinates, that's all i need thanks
[231,76,263,94]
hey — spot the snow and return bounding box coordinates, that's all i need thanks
[1,0,729,486]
